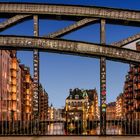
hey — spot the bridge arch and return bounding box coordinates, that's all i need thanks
[0,35,140,63]
[0,2,140,136]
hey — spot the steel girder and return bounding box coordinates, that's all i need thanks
[0,3,140,25]
[111,33,140,47]
[0,35,139,63]
[0,14,30,31]
[46,18,99,38]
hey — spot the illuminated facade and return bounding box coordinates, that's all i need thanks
[65,88,89,134]
[20,65,33,121]
[10,51,21,121]
[123,42,140,120]
[116,93,124,119]
[123,66,134,120]
[39,84,48,121]
[133,42,140,120]
[0,50,12,121]
[133,65,140,119]
[53,109,63,120]
[0,50,48,124]
[106,102,116,120]
[0,50,21,121]
[87,89,99,120]
[48,104,54,120]
[65,88,98,134]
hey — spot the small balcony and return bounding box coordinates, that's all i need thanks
[127,101,133,106]
[11,70,17,77]
[128,69,133,74]
[125,95,133,99]
[134,106,140,111]
[134,94,140,99]
[11,86,16,93]
[25,75,30,83]
[134,80,140,84]
[25,107,31,113]
[26,83,30,89]
[11,79,17,85]
[11,61,17,70]
[134,67,140,75]
[26,89,30,95]
[26,101,31,106]
[11,106,17,111]
[26,95,30,100]
[129,78,133,82]
[11,94,17,100]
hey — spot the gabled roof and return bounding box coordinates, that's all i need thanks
[66,88,98,100]
[66,88,86,100]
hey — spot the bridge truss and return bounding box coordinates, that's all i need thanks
[0,2,140,135]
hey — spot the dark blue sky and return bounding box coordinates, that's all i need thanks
[0,0,140,10]
[0,0,140,108]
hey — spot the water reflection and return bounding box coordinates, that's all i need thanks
[2,120,138,135]
[47,123,65,135]
[46,122,123,135]
[46,120,140,135]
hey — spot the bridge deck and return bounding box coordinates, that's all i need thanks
[0,136,139,140]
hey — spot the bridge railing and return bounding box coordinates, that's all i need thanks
[0,118,139,135]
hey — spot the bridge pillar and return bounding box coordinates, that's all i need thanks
[100,19,106,135]
[33,15,40,133]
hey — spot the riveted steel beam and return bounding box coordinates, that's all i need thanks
[0,36,140,64]
[0,3,140,26]
[33,15,39,130]
[111,33,140,47]
[0,14,30,31]
[100,19,106,135]
[46,18,99,38]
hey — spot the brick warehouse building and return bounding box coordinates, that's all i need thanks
[0,50,49,134]
[121,42,140,134]
[39,84,48,121]
[0,50,21,121]
[123,42,140,120]
[20,64,33,121]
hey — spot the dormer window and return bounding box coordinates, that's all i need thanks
[70,95,72,99]
[75,95,79,99]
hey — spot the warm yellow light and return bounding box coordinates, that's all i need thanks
[26,75,30,82]
[11,86,16,92]
[11,79,16,85]
[26,89,30,94]
[12,94,17,100]
[11,61,17,69]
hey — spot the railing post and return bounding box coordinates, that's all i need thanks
[100,19,106,135]
[33,15,40,134]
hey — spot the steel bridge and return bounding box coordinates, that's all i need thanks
[0,2,140,136]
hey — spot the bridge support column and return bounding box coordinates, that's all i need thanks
[33,15,40,133]
[100,19,106,135]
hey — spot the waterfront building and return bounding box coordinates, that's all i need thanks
[39,84,48,121]
[20,64,33,121]
[116,93,124,119]
[65,88,99,134]
[106,102,116,120]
